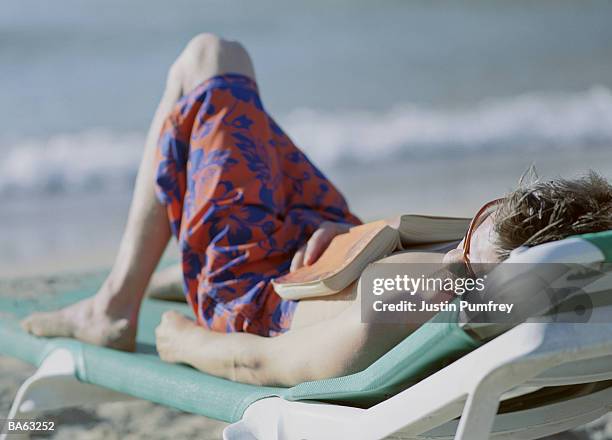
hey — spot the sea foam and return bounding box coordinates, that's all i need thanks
[1,87,611,198]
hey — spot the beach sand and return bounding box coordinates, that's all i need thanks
[1,273,611,439]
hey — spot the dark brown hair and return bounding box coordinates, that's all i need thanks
[494,171,612,258]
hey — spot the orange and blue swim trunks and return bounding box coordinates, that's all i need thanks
[155,74,360,336]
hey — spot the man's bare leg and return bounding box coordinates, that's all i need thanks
[21,33,256,351]
[155,251,449,385]
[146,264,184,301]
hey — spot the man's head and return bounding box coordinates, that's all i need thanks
[444,171,612,267]
[494,171,612,258]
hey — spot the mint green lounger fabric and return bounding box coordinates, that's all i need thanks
[582,230,612,262]
[0,274,478,422]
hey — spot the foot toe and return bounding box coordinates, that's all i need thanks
[21,311,73,338]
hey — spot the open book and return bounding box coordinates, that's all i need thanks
[272,215,471,300]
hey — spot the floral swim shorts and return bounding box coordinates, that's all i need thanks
[155,74,360,336]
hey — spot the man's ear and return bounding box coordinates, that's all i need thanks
[442,247,463,265]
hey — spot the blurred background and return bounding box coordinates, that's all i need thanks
[2,0,612,277]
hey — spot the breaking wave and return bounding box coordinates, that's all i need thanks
[2,87,611,197]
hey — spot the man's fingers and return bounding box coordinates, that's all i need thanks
[290,246,306,272]
[293,222,351,270]
[304,228,333,266]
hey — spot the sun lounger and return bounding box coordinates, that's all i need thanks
[2,231,612,440]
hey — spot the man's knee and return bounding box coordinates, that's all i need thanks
[170,33,256,93]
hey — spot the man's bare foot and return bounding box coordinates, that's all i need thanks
[21,285,138,352]
[155,310,197,363]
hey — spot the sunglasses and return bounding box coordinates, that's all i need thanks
[462,198,504,277]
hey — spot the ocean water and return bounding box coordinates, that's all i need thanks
[2,0,612,275]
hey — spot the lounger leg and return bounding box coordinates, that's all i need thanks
[222,420,260,440]
[454,383,502,440]
[1,349,134,440]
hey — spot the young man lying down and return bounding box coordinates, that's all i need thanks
[22,33,612,387]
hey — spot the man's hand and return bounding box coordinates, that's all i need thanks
[290,221,351,272]
[155,310,196,363]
